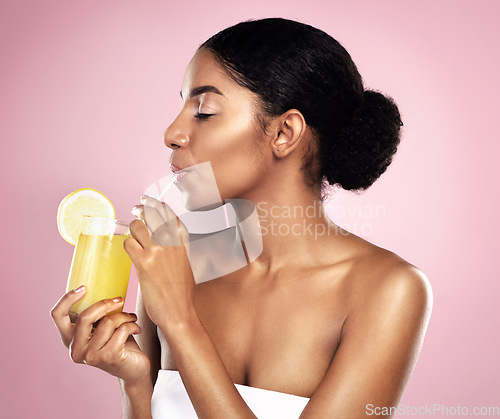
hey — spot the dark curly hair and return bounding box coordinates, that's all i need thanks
[200,18,402,193]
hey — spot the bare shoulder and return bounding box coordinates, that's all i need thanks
[376,248,431,305]
[337,237,433,321]
[303,239,433,414]
[369,247,429,293]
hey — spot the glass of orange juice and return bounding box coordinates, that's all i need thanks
[66,215,132,322]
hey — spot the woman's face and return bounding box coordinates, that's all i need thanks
[165,49,271,209]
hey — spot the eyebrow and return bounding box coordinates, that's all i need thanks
[180,85,224,99]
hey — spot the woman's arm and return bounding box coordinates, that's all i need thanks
[118,375,154,419]
[159,310,258,418]
[119,286,161,419]
[300,264,432,418]
[50,288,153,418]
[125,211,258,419]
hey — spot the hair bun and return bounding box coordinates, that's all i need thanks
[321,90,403,191]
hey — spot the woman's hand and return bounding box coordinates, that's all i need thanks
[125,196,195,333]
[50,287,151,386]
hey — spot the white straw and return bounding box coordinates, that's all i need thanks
[156,173,178,200]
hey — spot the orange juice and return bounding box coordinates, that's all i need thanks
[66,233,132,317]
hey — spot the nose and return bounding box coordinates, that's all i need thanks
[164,120,189,150]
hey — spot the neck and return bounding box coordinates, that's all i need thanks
[229,181,343,274]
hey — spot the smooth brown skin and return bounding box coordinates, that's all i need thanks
[51,49,432,418]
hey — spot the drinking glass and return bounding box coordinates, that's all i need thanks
[66,216,132,322]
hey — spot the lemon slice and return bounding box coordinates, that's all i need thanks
[57,188,115,245]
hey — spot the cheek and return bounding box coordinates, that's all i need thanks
[189,104,268,199]
[209,132,265,198]
[216,144,266,199]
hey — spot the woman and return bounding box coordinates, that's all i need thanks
[51,18,432,418]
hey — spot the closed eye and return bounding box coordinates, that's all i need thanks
[195,113,215,120]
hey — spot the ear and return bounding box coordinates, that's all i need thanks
[270,109,307,158]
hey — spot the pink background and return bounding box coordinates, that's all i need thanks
[1,0,499,417]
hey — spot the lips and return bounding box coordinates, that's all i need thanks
[170,163,190,182]
[170,163,183,173]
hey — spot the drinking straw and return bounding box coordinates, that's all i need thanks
[156,173,178,200]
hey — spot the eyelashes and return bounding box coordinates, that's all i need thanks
[195,113,215,120]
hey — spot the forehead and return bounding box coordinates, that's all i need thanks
[181,49,253,101]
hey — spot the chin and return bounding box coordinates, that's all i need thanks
[175,174,224,212]
[182,195,224,212]
[173,161,224,212]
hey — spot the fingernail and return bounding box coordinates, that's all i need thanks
[112,297,123,303]
[74,285,86,293]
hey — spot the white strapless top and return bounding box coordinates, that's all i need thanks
[151,369,309,418]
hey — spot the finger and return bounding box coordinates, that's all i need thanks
[141,195,178,224]
[86,312,138,352]
[70,298,125,362]
[129,219,152,248]
[50,285,87,347]
[176,217,189,246]
[131,204,145,221]
[123,236,144,261]
[130,207,153,236]
[142,206,181,246]
[141,196,188,246]
[143,204,170,233]
[103,322,142,353]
